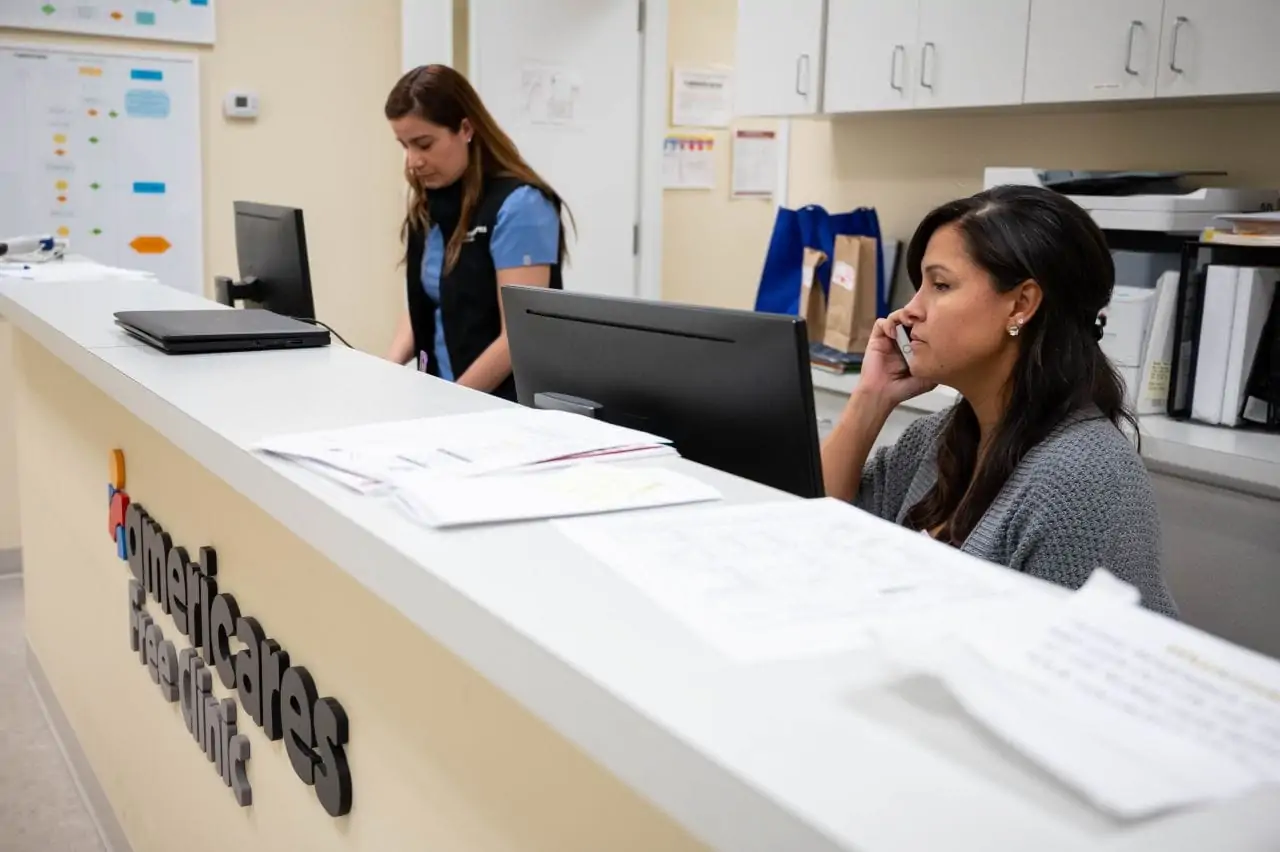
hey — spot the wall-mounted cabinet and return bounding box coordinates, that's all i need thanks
[822,0,1030,112]
[736,0,1280,117]
[1155,0,1280,99]
[1023,0,1164,104]
[733,0,826,117]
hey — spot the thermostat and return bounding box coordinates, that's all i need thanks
[223,91,259,120]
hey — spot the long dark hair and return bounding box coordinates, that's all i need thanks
[903,185,1135,545]
[384,64,573,272]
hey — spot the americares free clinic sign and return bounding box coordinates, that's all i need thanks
[107,450,353,817]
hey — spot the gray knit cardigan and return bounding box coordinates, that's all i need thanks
[855,407,1179,617]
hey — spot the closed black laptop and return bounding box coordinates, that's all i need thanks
[114,309,330,355]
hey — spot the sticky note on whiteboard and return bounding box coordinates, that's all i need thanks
[125,89,171,119]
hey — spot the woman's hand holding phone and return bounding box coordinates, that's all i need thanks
[855,310,937,409]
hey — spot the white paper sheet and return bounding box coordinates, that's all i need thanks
[731,129,777,199]
[253,408,673,490]
[913,570,1280,818]
[390,464,721,528]
[662,135,716,191]
[671,66,733,128]
[554,499,1040,661]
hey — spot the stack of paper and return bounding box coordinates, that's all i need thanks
[899,570,1280,819]
[254,408,719,527]
[1203,211,1280,247]
[554,498,1047,662]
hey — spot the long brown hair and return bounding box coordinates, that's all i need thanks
[384,64,573,272]
[902,186,1135,545]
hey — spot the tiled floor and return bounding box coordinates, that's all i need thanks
[0,574,106,851]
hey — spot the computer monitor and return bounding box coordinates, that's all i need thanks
[502,287,824,498]
[216,201,316,320]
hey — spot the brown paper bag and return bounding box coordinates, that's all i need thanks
[799,247,827,344]
[822,235,878,353]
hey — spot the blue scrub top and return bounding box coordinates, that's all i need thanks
[420,186,561,381]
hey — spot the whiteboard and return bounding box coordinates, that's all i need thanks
[0,0,215,45]
[0,42,203,294]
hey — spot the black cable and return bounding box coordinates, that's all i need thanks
[292,317,353,348]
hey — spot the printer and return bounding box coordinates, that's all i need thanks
[984,168,1280,416]
[982,168,1278,233]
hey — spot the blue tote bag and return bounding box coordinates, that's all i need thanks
[754,205,887,319]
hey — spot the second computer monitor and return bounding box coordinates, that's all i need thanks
[232,201,316,320]
[503,287,825,498]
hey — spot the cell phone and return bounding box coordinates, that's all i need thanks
[895,325,915,373]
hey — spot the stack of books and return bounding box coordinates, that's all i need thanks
[809,342,862,374]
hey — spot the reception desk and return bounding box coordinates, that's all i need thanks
[2,277,1279,852]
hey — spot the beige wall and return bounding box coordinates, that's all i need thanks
[789,102,1280,309]
[16,332,706,851]
[661,0,779,310]
[659,4,1280,310]
[0,0,406,354]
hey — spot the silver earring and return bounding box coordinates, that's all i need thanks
[1007,321,1022,337]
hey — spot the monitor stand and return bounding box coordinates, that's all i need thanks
[214,274,262,308]
[533,392,603,419]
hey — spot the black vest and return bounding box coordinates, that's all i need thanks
[405,176,563,401]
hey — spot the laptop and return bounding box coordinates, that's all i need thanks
[114,309,330,354]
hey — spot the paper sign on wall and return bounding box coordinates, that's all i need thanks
[671,66,733,128]
[662,134,715,191]
[731,129,777,199]
[520,62,582,127]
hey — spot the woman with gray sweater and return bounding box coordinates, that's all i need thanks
[822,185,1178,616]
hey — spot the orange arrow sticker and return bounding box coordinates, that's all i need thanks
[54,148,66,156]
[57,195,67,203]
[129,235,171,254]
[110,11,123,21]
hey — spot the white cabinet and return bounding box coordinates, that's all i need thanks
[823,0,919,113]
[1156,0,1280,99]
[822,0,1030,113]
[733,0,826,116]
[1023,0,1164,103]
[735,0,1280,117]
[914,0,1031,109]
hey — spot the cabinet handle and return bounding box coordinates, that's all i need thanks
[920,42,936,90]
[889,44,905,91]
[1124,20,1143,76]
[795,53,810,96]
[1169,15,1188,74]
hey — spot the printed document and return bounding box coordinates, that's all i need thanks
[554,498,1040,662]
[910,570,1280,818]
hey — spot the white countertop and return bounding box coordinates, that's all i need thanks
[812,369,1280,500]
[4,277,1280,852]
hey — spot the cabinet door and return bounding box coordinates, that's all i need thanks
[914,0,1032,109]
[734,0,826,116]
[823,0,920,113]
[1156,0,1280,98]
[1023,0,1164,103]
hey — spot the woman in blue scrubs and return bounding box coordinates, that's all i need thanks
[383,64,570,400]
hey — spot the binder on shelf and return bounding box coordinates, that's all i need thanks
[1136,271,1179,416]
[1241,288,1280,429]
[1167,251,1209,420]
[1190,265,1240,425]
[1223,269,1278,426]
